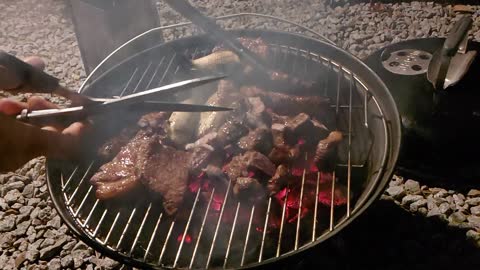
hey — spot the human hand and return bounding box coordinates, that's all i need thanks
[0,57,89,172]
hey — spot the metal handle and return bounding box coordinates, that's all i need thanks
[0,50,60,93]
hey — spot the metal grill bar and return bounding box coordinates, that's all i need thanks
[276,188,288,257]
[158,220,175,265]
[206,181,232,269]
[330,171,336,231]
[174,189,201,267]
[82,199,98,227]
[347,74,354,217]
[131,62,153,94]
[295,155,307,250]
[313,172,320,241]
[259,197,272,262]
[116,208,137,249]
[93,209,108,237]
[143,213,163,262]
[66,162,94,205]
[158,53,177,85]
[74,186,93,217]
[145,58,166,89]
[61,166,78,189]
[241,205,255,266]
[190,188,215,269]
[129,203,153,256]
[119,68,139,97]
[104,212,121,244]
[223,202,240,268]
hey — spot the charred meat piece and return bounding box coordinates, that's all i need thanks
[189,146,215,176]
[243,151,276,178]
[90,130,157,199]
[224,155,248,184]
[240,86,329,117]
[268,144,301,165]
[267,164,289,196]
[238,127,273,155]
[97,126,139,161]
[185,132,219,151]
[138,111,170,130]
[141,145,192,216]
[233,177,264,202]
[314,131,343,169]
[217,117,249,146]
[245,97,270,129]
[283,113,330,146]
[203,165,229,187]
[212,37,270,59]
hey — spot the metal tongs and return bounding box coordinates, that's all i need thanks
[0,51,230,126]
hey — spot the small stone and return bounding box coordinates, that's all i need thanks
[72,250,91,268]
[418,207,428,216]
[14,252,26,268]
[25,249,39,262]
[47,258,61,270]
[22,184,34,198]
[453,4,474,13]
[410,199,427,212]
[401,195,423,206]
[471,205,480,216]
[1,181,25,196]
[453,194,465,206]
[439,202,452,215]
[90,257,120,270]
[63,241,76,250]
[47,216,61,229]
[11,203,22,210]
[61,255,74,268]
[85,264,94,270]
[39,237,67,260]
[43,229,59,239]
[385,185,405,199]
[449,211,467,224]
[4,190,22,205]
[427,207,446,220]
[27,198,41,206]
[30,207,40,219]
[467,216,480,229]
[433,189,448,198]
[39,239,54,249]
[0,215,16,232]
[0,198,7,211]
[389,175,403,187]
[466,229,480,241]
[466,197,480,206]
[467,189,480,197]
[13,220,31,236]
[404,179,420,194]
[73,242,89,251]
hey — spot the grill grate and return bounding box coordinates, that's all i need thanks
[47,14,398,270]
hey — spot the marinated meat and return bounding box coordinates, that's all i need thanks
[97,126,138,161]
[238,128,273,155]
[212,37,269,59]
[217,117,249,146]
[141,145,192,215]
[243,151,276,177]
[137,111,170,130]
[203,165,229,186]
[240,85,329,117]
[245,97,270,129]
[314,131,343,169]
[185,132,219,151]
[267,164,289,196]
[268,144,300,165]
[224,155,248,184]
[90,130,158,199]
[189,146,215,176]
[233,177,264,202]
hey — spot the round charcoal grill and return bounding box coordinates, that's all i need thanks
[47,14,400,269]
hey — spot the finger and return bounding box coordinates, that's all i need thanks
[27,96,58,110]
[62,122,89,137]
[0,98,28,115]
[23,56,45,71]
[41,126,61,133]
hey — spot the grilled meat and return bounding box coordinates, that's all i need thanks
[267,164,289,196]
[233,177,264,202]
[245,97,270,129]
[189,146,215,176]
[240,86,329,117]
[243,151,276,178]
[217,117,249,146]
[141,145,192,215]
[238,127,273,155]
[90,130,158,199]
[314,131,343,169]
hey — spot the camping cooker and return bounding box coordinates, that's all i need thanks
[46,14,401,269]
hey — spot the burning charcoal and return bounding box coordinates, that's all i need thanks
[217,118,249,146]
[233,177,265,202]
[238,128,273,155]
[318,183,349,207]
[314,131,343,169]
[141,145,192,216]
[243,151,276,177]
[267,164,289,196]
[240,86,329,117]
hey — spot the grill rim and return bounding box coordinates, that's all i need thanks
[46,26,401,269]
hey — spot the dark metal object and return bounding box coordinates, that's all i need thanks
[47,26,400,269]
[16,75,227,126]
[0,50,103,105]
[427,16,473,90]
[365,37,480,185]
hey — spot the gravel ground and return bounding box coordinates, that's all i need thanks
[1,0,480,269]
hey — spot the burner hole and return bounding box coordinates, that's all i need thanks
[419,54,430,60]
[411,65,422,71]
[397,51,407,56]
[389,61,400,67]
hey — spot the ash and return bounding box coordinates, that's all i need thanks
[1,0,480,269]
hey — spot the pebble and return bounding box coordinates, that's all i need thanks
[1,181,25,196]
[46,216,61,229]
[410,199,427,212]
[449,212,467,224]
[0,198,8,211]
[401,195,424,206]
[4,190,22,205]
[466,197,480,206]
[13,220,31,236]
[0,215,16,232]
[22,184,35,198]
[61,255,74,268]
[25,249,39,262]
[404,179,420,194]
[385,185,405,199]
[471,205,480,216]
[47,258,61,270]
[467,189,480,197]
[39,237,67,260]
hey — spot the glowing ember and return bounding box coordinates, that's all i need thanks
[247,171,255,178]
[318,185,348,206]
[177,233,192,244]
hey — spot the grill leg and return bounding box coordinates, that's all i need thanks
[67,0,163,74]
